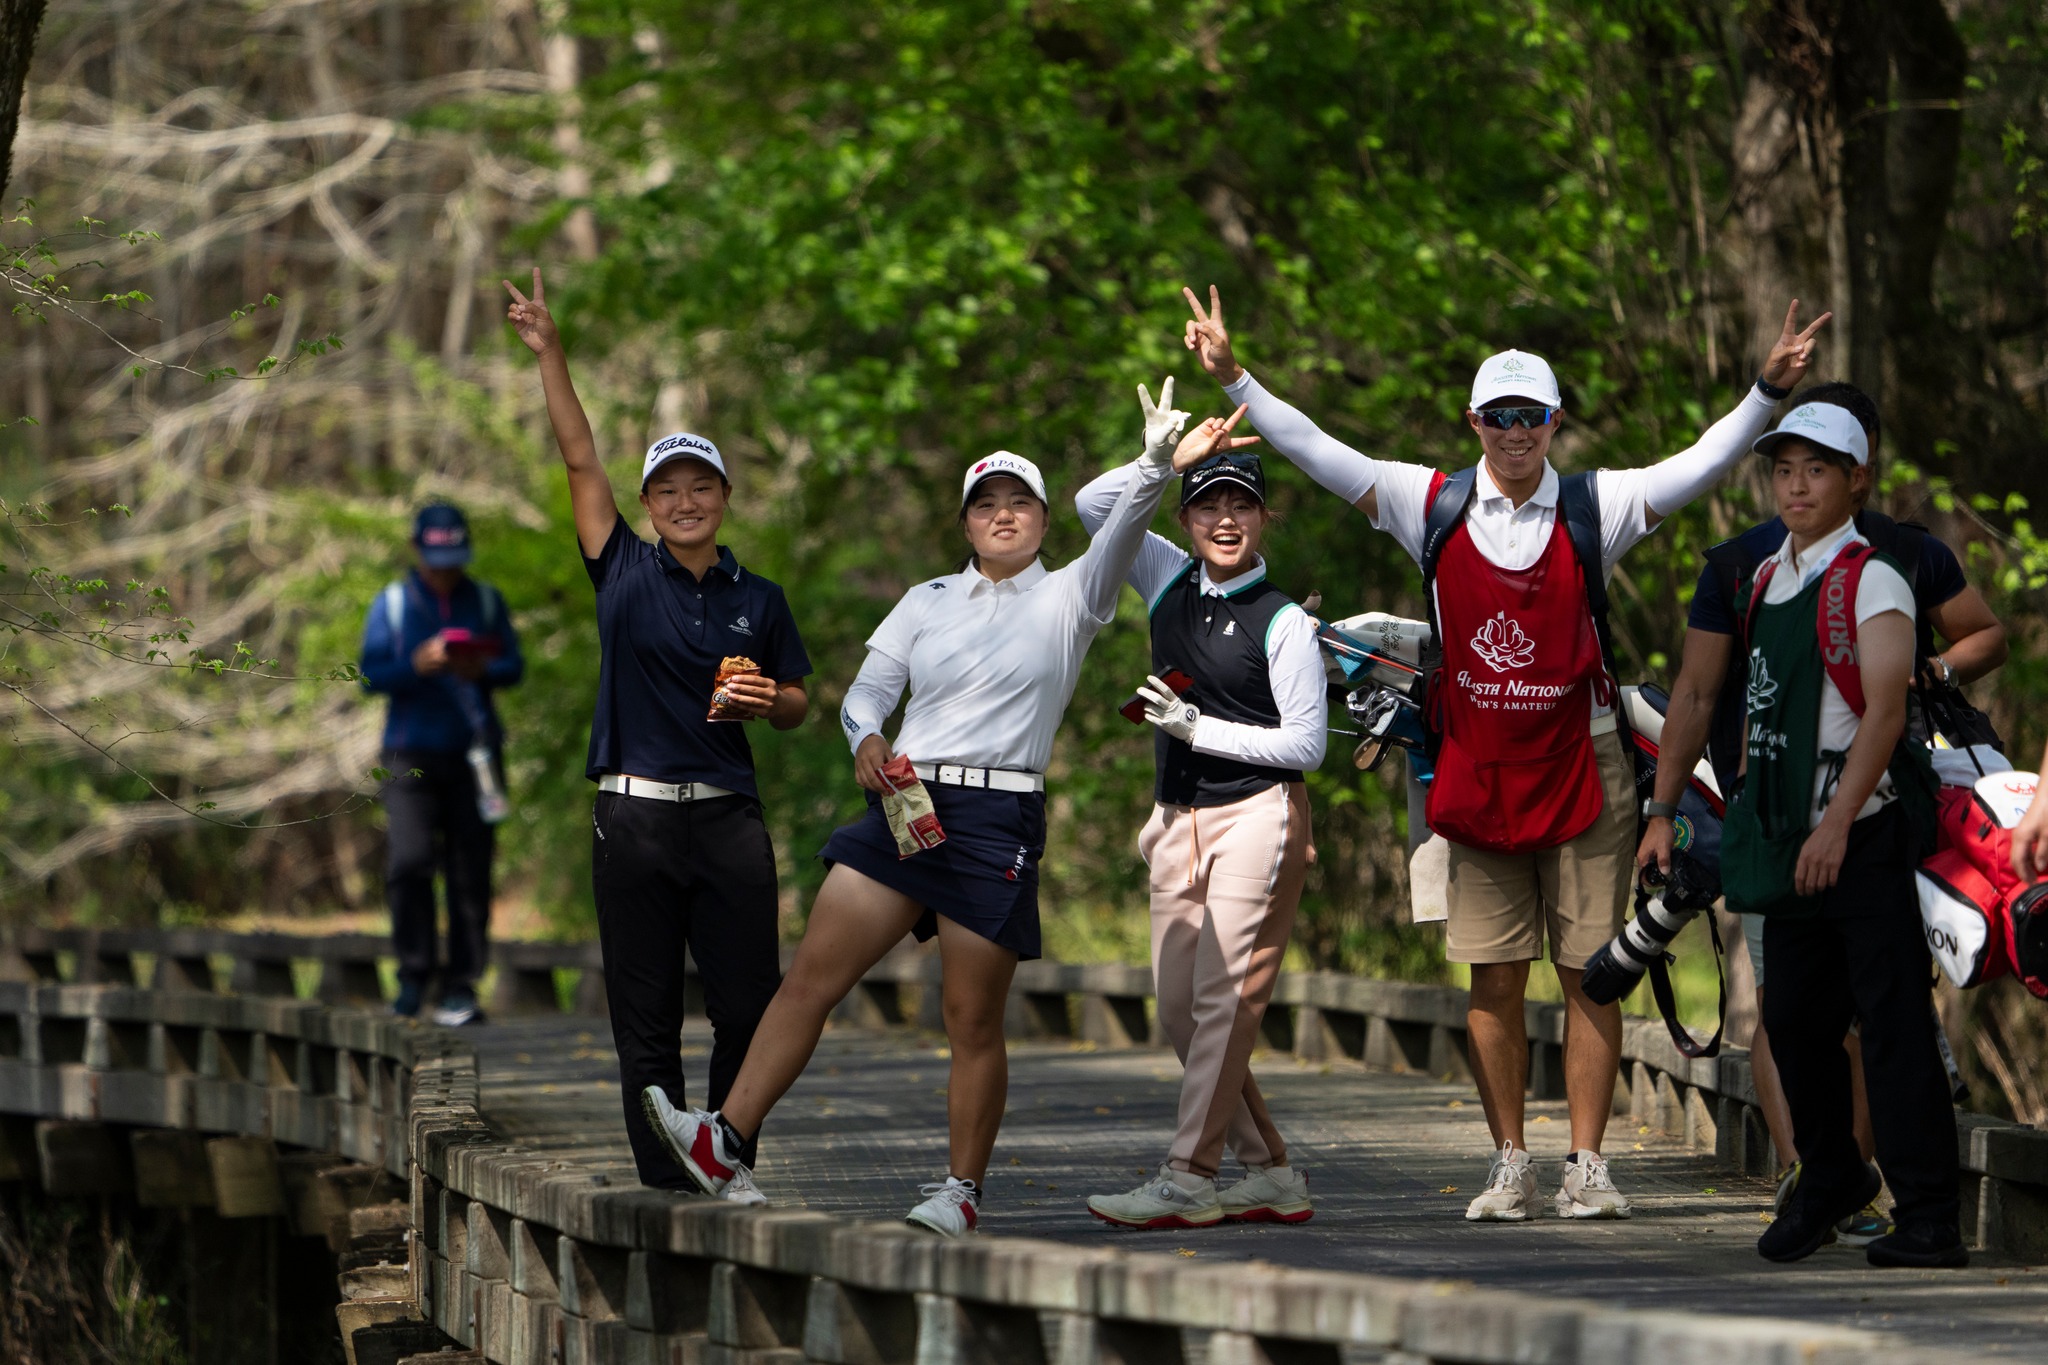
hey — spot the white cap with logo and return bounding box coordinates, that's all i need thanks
[641,431,728,489]
[1469,349,1563,411]
[960,451,1048,509]
[1751,402,1870,466]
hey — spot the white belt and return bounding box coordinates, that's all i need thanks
[599,774,739,803]
[910,763,1045,794]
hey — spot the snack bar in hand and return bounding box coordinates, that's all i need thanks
[878,754,946,857]
[707,655,761,721]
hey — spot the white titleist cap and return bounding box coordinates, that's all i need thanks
[641,431,727,489]
[960,451,1048,509]
[1752,402,1870,466]
[1469,349,1563,411]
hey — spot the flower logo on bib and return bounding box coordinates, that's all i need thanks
[1470,611,1538,672]
[1746,648,1780,715]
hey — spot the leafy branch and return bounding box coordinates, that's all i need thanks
[3,201,345,382]
[1,500,363,683]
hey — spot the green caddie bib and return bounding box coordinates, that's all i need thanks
[1722,571,1831,917]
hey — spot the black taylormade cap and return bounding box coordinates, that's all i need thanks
[1180,452,1266,508]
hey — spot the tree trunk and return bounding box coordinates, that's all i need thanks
[1832,0,1892,408]
[0,0,47,206]
[1883,0,1967,474]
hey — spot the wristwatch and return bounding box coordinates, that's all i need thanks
[1932,655,1956,686]
[1642,799,1680,820]
[1755,373,1792,401]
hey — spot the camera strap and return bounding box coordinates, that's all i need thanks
[1642,899,1726,1059]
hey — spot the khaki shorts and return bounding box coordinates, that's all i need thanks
[1444,728,1634,970]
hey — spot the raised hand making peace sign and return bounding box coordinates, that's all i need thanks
[502,266,561,358]
[1182,285,1245,387]
[1171,403,1260,474]
[1760,299,1833,391]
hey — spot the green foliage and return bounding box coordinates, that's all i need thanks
[503,0,1750,962]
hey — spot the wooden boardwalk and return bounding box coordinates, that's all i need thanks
[473,1015,2048,1361]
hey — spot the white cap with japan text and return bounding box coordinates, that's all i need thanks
[960,451,1048,510]
[641,431,728,490]
[1469,349,1563,411]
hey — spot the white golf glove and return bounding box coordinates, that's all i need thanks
[1137,377,1191,466]
[1137,674,1200,743]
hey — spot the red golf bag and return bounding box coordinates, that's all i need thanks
[1916,770,2048,999]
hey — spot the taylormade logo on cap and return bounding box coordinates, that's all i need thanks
[1751,402,1869,466]
[960,451,1048,509]
[641,431,728,489]
[1469,349,1563,411]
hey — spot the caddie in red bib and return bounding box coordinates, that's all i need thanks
[1180,282,1830,1224]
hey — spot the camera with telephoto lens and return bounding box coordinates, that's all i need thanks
[1579,857,1719,1007]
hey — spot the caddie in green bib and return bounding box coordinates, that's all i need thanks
[1722,540,1939,917]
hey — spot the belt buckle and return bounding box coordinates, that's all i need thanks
[964,767,987,789]
[676,782,695,802]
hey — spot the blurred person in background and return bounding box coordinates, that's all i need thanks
[359,502,525,1027]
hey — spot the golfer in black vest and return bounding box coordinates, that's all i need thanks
[504,269,811,1202]
[1072,447,1326,1230]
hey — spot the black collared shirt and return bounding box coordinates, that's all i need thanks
[584,517,811,797]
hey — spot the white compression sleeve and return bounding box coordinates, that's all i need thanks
[1637,385,1779,519]
[1223,370,1379,505]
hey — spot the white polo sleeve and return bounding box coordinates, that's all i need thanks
[840,585,932,751]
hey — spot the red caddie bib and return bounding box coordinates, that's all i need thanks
[1425,517,1611,853]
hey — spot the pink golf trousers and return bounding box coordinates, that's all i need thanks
[1138,781,1313,1179]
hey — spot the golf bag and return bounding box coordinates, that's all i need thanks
[1917,770,2048,999]
[1317,612,1433,779]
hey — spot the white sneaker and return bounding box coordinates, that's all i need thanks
[1464,1141,1537,1222]
[1087,1165,1224,1230]
[1219,1164,1314,1224]
[905,1177,980,1236]
[722,1165,769,1207]
[1555,1150,1632,1219]
[640,1088,745,1198]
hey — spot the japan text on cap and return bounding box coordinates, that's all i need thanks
[1751,402,1870,466]
[960,451,1048,509]
[1181,452,1266,507]
[1469,349,1563,411]
[412,503,472,568]
[641,431,728,490]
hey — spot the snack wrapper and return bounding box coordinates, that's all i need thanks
[878,754,946,857]
[708,655,761,722]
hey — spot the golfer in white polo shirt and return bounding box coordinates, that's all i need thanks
[646,383,1264,1235]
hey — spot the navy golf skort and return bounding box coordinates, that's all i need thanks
[819,781,1047,960]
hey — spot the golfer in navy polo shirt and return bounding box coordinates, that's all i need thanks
[505,268,810,1201]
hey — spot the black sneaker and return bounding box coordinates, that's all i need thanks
[1757,1161,1881,1263]
[1866,1222,1969,1269]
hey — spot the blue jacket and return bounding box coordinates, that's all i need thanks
[359,570,524,753]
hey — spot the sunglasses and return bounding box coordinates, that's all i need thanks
[1477,406,1559,430]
